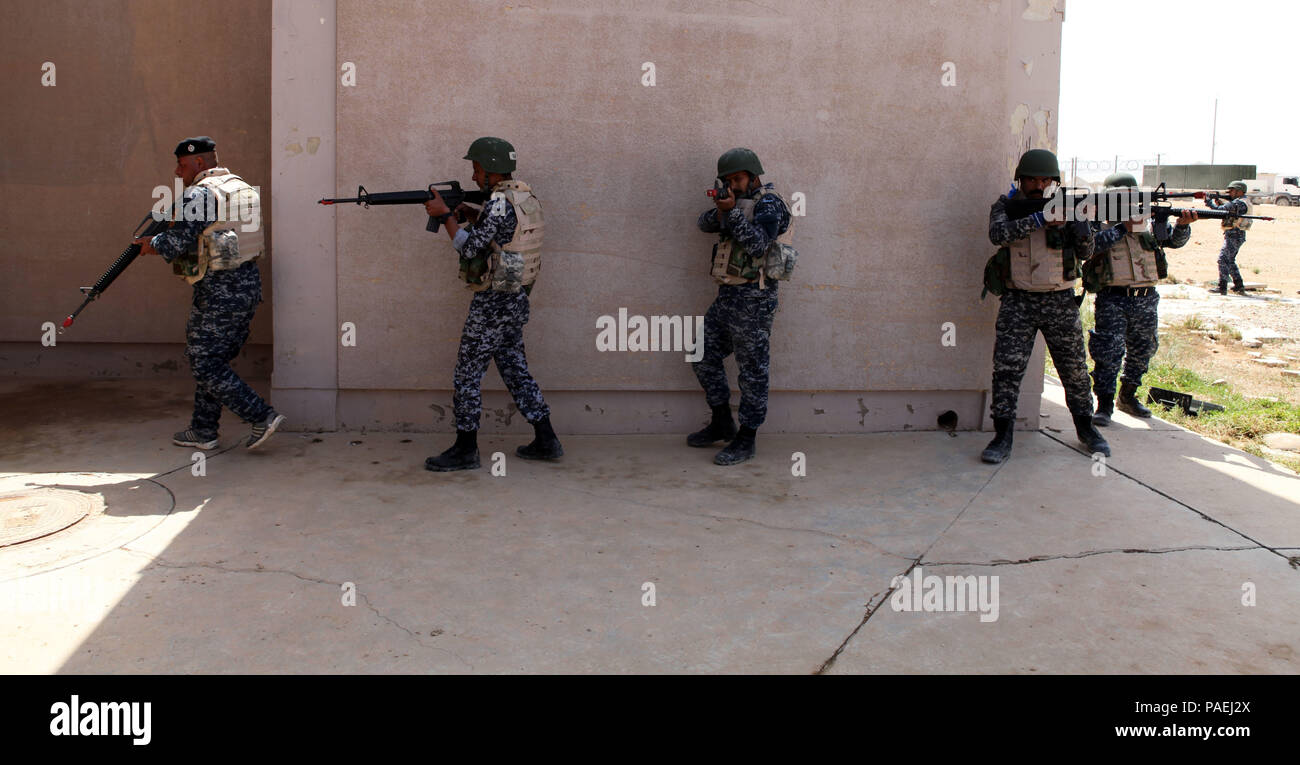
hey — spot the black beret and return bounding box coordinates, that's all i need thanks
[174,136,216,156]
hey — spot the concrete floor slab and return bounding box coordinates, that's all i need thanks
[826,549,1300,674]
[1,378,1298,673]
[1040,380,1300,549]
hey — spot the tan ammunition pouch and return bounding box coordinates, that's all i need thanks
[460,180,544,293]
[710,189,792,287]
[1104,231,1161,287]
[1006,227,1077,292]
[173,169,263,284]
[1221,197,1253,230]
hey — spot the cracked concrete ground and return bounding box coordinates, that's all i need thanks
[1,377,1298,673]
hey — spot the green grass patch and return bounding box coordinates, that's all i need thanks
[1141,360,1300,472]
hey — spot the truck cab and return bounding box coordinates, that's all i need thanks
[1246,173,1300,206]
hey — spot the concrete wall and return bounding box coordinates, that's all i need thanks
[2,1,1067,434]
[268,0,1065,433]
[0,0,273,378]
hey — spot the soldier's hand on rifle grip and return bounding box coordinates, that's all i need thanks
[1176,210,1197,226]
[423,187,451,218]
[132,236,157,255]
[714,188,736,213]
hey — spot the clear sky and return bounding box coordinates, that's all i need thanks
[1058,0,1298,182]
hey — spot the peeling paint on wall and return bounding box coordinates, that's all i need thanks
[1032,109,1052,147]
[1022,0,1060,22]
[1007,104,1054,178]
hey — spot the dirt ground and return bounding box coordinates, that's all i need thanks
[1158,324,1300,406]
[1163,202,1300,297]
[1149,201,1300,406]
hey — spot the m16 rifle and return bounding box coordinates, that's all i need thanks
[61,211,174,332]
[318,180,489,232]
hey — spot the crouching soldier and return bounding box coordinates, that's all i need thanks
[1086,173,1197,425]
[688,148,793,466]
[422,137,561,471]
[981,148,1109,464]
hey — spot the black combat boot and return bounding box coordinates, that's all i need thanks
[1092,392,1114,427]
[424,429,480,471]
[516,416,564,460]
[1217,279,1228,296]
[980,417,1014,464]
[1073,414,1111,457]
[1230,278,1248,295]
[687,404,737,447]
[714,425,756,466]
[1116,381,1152,418]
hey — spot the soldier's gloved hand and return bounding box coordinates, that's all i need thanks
[1040,204,1066,227]
[132,236,157,255]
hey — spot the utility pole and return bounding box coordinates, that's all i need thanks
[1210,97,1218,165]
[1156,153,1161,187]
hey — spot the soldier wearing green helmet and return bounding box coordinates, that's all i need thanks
[421,136,562,471]
[1084,173,1197,426]
[980,147,1109,464]
[1205,180,1253,295]
[689,147,793,466]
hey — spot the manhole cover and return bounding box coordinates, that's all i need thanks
[0,488,95,547]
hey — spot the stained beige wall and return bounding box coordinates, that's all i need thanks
[301,0,1064,432]
[0,0,272,375]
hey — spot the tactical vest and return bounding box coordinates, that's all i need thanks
[1221,197,1253,230]
[172,168,264,284]
[1103,230,1162,287]
[709,188,793,286]
[459,180,544,293]
[1005,227,1078,292]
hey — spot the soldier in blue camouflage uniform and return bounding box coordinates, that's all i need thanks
[134,136,284,451]
[421,137,560,472]
[688,148,791,466]
[1206,180,1251,295]
[1086,173,1196,426]
[981,149,1108,464]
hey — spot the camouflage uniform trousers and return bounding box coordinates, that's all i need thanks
[186,261,272,437]
[1088,291,1160,397]
[692,282,778,429]
[1218,229,1246,284]
[452,289,550,432]
[991,288,1093,419]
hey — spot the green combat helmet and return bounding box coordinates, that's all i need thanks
[463,136,517,173]
[717,147,764,179]
[1014,148,1061,181]
[1228,180,1248,192]
[1103,172,1138,188]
